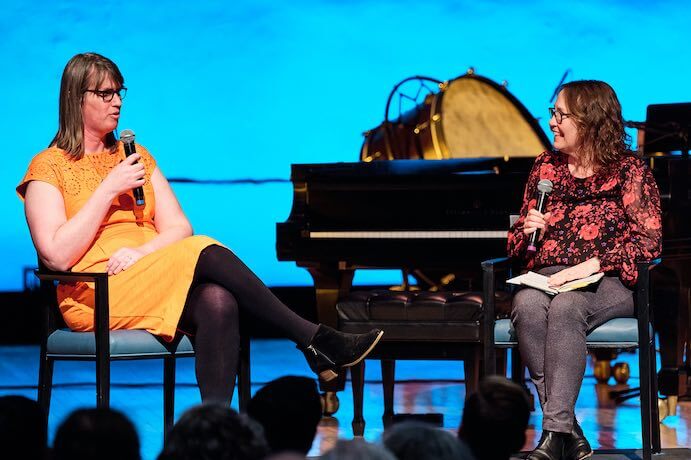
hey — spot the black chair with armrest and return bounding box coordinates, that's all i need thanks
[35,265,251,436]
[482,257,662,460]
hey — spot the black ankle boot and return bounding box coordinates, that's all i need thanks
[299,325,384,381]
[527,430,567,460]
[564,419,592,460]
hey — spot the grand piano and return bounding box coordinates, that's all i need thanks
[276,74,691,413]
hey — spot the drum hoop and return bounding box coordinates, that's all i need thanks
[430,91,447,159]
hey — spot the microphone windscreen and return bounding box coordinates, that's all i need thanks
[120,129,136,144]
[537,179,553,194]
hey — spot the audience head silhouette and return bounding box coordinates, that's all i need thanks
[383,421,469,460]
[247,375,322,455]
[458,376,531,460]
[158,403,269,460]
[0,395,48,460]
[322,439,396,460]
[52,407,140,460]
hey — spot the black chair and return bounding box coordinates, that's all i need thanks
[482,257,662,460]
[35,267,251,436]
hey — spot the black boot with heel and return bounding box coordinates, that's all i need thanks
[299,325,384,381]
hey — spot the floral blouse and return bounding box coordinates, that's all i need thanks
[507,150,662,286]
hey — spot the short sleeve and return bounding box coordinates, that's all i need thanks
[16,149,64,201]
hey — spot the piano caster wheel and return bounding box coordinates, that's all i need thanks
[594,360,612,383]
[612,362,630,384]
[659,395,679,423]
[321,391,340,416]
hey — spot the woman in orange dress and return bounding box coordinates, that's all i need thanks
[18,52,382,405]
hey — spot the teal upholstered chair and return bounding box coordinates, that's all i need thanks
[482,257,661,460]
[35,267,251,436]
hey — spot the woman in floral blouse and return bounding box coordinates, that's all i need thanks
[508,80,661,460]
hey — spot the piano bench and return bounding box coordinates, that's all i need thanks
[337,289,511,436]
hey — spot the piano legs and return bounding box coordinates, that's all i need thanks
[307,265,355,415]
[591,350,631,384]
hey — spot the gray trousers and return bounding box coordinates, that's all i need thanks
[510,266,634,433]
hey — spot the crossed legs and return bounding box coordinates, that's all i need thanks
[178,245,320,404]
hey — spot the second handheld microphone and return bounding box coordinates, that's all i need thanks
[527,179,554,253]
[120,129,145,206]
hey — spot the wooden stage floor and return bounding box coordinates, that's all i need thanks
[1,339,690,459]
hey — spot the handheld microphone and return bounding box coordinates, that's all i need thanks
[527,179,553,253]
[120,129,145,206]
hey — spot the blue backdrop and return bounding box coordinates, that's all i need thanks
[2,0,690,291]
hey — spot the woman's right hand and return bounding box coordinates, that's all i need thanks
[100,154,146,198]
[523,208,551,240]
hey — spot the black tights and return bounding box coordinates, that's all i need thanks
[178,245,318,404]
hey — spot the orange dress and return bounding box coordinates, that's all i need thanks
[17,143,219,341]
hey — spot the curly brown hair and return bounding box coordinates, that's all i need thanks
[559,80,630,169]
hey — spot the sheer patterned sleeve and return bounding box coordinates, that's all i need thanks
[16,149,64,201]
[507,152,547,259]
[599,157,662,286]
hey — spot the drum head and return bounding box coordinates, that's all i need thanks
[438,76,550,158]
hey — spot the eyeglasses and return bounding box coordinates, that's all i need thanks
[84,87,127,102]
[548,107,572,124]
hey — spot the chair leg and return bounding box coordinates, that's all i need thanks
[510,347,525,385]
[95,354,110,408]
[650,340,662,453]
[382,360,395,420]
[464,350,480,397]
[238,334,251,413]
[351,361,365,437]
[37,355,54,420]
[163,357,175,438]
[639,335,653,460]
[496,348,508,377]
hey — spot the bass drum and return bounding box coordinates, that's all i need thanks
[361,72,551,161]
